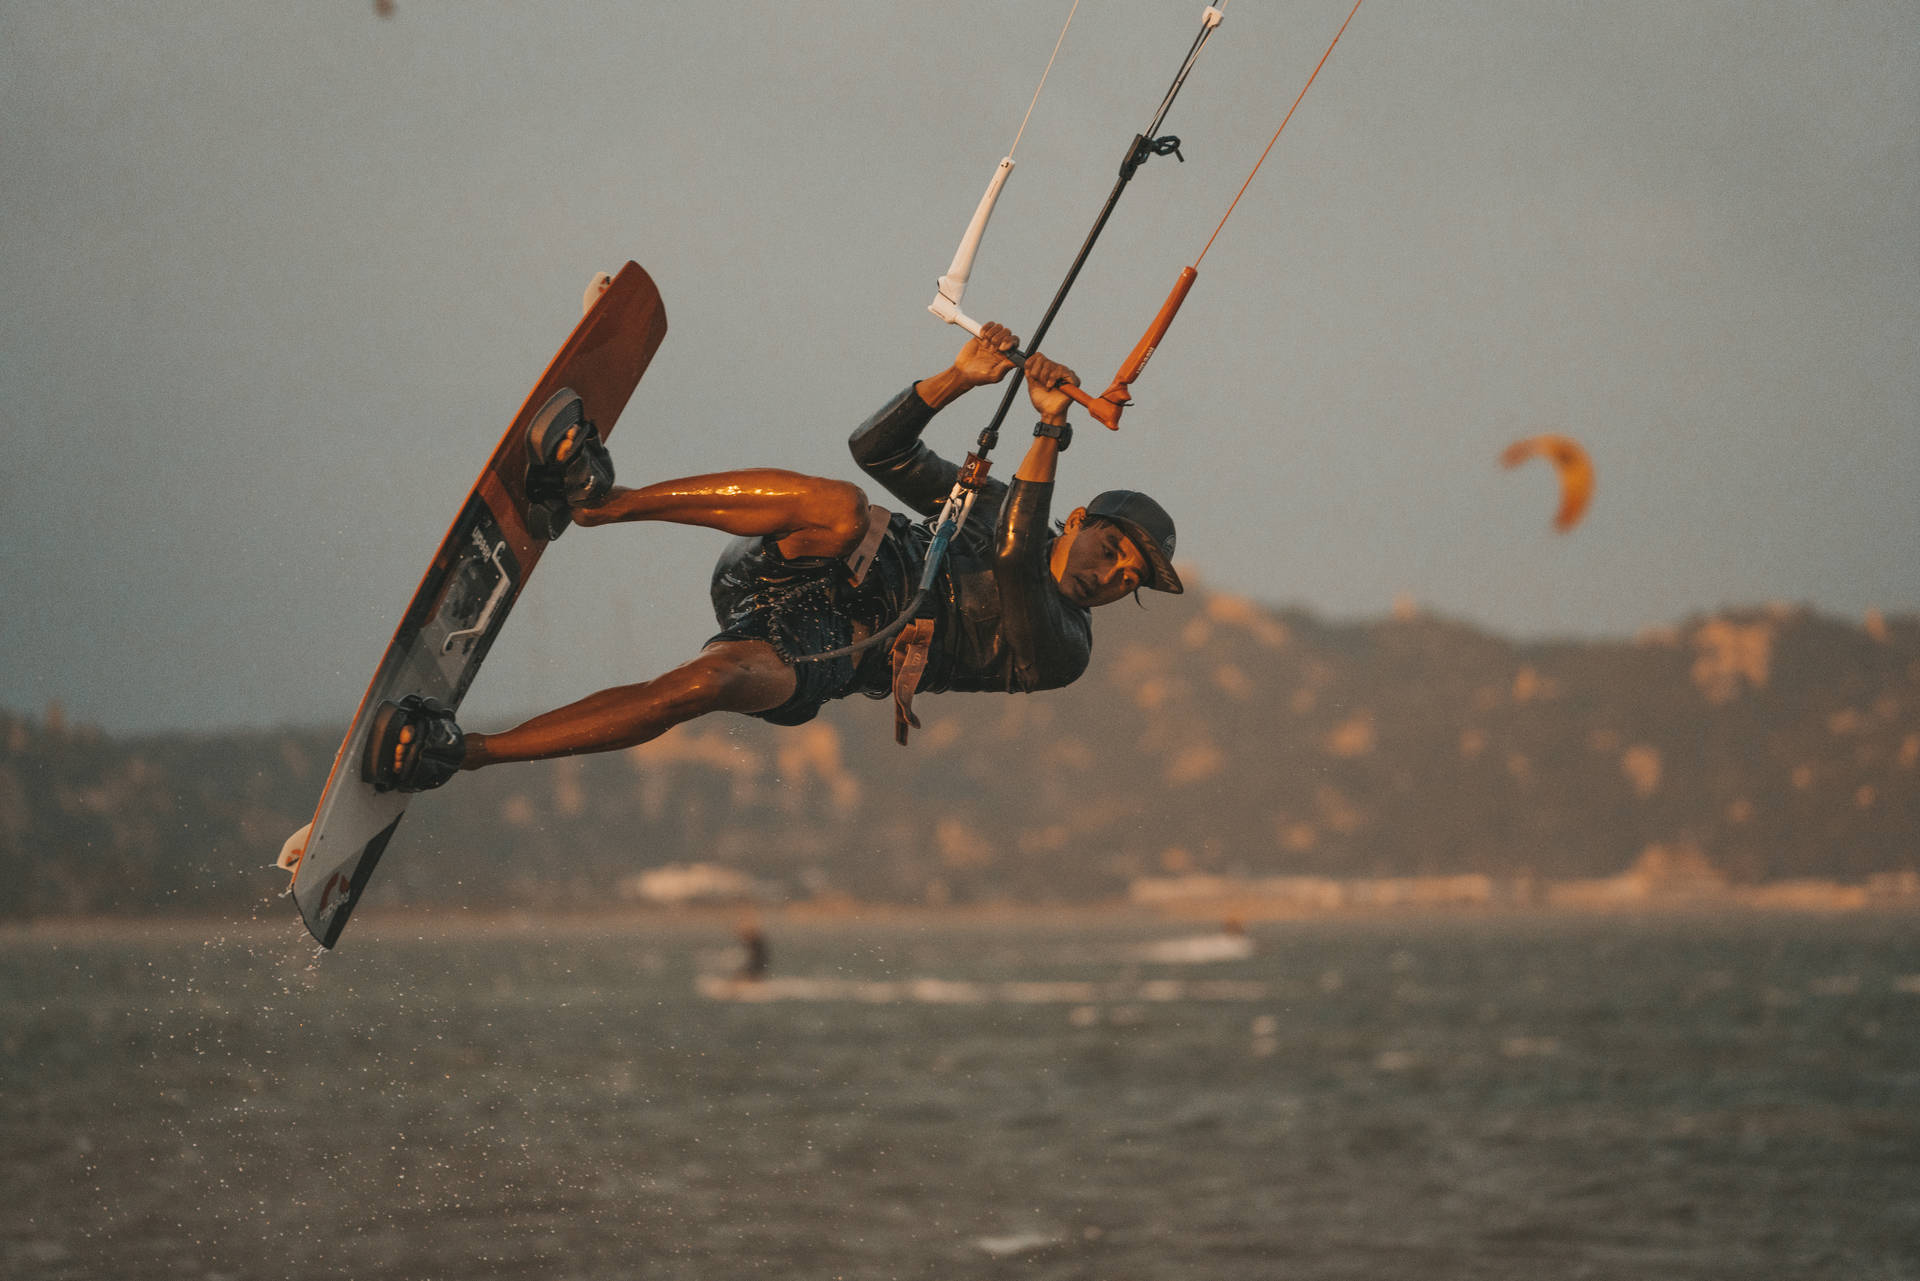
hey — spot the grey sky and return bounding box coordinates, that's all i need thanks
[2,1,1914,734]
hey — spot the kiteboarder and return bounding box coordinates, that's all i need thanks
[736,921,770,982]
[365,323,1181,791]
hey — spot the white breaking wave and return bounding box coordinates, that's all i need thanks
[696,974,1269,1003]
[1139,933,1255,964]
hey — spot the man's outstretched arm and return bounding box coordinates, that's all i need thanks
[849,324,1019,516]
[995,353,1091,692]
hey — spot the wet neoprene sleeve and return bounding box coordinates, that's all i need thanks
[846,383,1091,693]
[846,385,957,516]
[995,478,1092,691]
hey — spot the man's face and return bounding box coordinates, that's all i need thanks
[1056,518,1150,608]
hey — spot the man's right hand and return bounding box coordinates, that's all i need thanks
[952,322,1020,388]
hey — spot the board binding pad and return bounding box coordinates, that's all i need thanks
[280,263,666,948]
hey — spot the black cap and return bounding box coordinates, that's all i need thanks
[1085,489,1183,594]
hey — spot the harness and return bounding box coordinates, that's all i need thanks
[838,504,935,742]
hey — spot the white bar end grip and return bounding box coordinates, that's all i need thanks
[927,292,985,338]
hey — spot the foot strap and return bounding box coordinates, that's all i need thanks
[889,618,936,746]
[524,387,614,542]
[363,695,466,793]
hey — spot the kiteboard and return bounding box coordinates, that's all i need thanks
[278,262,668,948]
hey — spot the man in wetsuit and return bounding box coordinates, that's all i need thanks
[367,323,1182,791]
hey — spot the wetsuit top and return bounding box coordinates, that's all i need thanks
[847,385,1093,696]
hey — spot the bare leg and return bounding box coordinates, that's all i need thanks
[463,472,868,769]
[462,640,797,769]
[460,471,869,769]
[576,469,870,559]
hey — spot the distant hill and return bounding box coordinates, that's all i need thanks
[2,592,1914,920]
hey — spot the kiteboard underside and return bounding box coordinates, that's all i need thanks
[281,263,667,947]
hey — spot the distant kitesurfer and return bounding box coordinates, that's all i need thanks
[365,323,1181,790]
[736,923,769,982]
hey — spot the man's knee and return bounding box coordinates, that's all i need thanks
[814,478,871,542]
[785,478,871,558]
[687,641,797,715]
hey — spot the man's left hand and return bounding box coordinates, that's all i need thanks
[1023,352,1080,424]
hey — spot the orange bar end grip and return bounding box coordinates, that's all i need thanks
[1097,266,1197,418]
[1062,383,1126,431]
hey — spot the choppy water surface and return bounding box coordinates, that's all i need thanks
[3,910,1917,1280]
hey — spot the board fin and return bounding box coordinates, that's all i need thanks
[277,821,313,873]
[583,271,613,316]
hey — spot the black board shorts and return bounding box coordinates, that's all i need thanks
[707,536,861,726]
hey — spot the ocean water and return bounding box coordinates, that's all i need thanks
[2,910,1916,1280]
